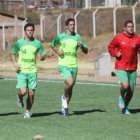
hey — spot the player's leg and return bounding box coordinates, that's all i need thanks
[64,76,74,104]
[121,82,131,114]
[58,65,74,115]
[117,70,129,109]
[125,86,134,107]
[16,72,28,108]
[66,67,77,104]
[124,70,136,113]
[120,81,129,98]
[24,89,35,118]
[24,72,37,118]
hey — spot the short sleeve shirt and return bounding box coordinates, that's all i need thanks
[12,38,45,73]
[52,32,88,68]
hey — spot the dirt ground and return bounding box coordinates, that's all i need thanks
[1,60,140,84]
[1,50,140,84]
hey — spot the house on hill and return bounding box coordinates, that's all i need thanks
[0,0,23,10]
[85,0,139,8]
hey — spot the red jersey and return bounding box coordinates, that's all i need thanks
[108,33,140,70]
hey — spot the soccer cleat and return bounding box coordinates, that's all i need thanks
[17,95,24,108]
[119,96,125,109]
[61,108,69,116]
[61,96,68,109]
[122,107,131,115]
[24,112,31,118]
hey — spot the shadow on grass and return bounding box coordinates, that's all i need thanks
[73,109,105,115]
[129,109,140,114]
[0,112,21,116]
[31,111,61,118]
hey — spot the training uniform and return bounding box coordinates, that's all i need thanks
[108,33,140,86]
[12,38,45,89]
[52,32,88,82]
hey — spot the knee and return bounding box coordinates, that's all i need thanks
[20,88,27,95]
[122,84,129,90]
[67,80,74,88]
[28,90,35,97]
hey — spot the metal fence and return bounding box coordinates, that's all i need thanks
[1,3,140,50]
[40,3,140,41]
[0,18,27,50]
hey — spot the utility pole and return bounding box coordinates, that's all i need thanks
[4,0,6,11]
[72,0,75,18]
[24,0,27,18]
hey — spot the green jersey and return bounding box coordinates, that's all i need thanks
[12,38,45,73]
[52,32,88,68]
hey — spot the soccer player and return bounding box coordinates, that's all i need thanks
[108,20,140,114]
[11,23,46,118]
[51,18,88,116]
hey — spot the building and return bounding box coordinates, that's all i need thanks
[85,0,139,8]
[0,0,23,10]
[34,0,64,8]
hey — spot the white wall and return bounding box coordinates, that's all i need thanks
[105,0,121,7]
[85,0,91,9]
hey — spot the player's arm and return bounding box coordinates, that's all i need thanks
[51,46,64,57]
[78,36,88,54]
[38,53,46,61]
[78,40,88,54]
[11,53,20,71]
[138,37,140,53]
[51,36,64,57]
[11,41,20,71]
[38,42,47,61]
[108,37,121,58]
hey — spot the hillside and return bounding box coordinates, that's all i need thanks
[0,8,140,76]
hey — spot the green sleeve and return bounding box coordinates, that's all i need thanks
[12,41,19,54]
[39,42,45,55]
[51,36,60,47]
[78,35,88,48]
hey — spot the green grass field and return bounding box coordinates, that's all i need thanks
[0,77,140,140]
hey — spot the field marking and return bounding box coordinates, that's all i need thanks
[2,77,140,87]
[1,77,121,87]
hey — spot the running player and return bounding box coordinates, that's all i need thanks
[11,23,46,118]
[51,18,88,116]
[108,20,140,114]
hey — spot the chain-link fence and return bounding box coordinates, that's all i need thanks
[42,15,58,42]
[136,5,140,34]
[116,7,132,33]
[77,10,93,37]
[96,8,113,36]
[0,19,26,51]
[41,4,140,41]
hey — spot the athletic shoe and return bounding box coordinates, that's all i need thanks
[24,112,31,118]
[122,107,131,115]
[61,96,68,109]
[17,95,24,108]
[119,96,125,109]
[61,108,69,116]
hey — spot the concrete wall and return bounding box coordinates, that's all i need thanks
[94,53,111,76]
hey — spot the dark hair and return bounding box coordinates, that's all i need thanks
[65,18,75,26]
[124,20,133,27]
[24,23,35,31]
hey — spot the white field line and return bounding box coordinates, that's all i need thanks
[2,77,140,87]
[2,77,121,87]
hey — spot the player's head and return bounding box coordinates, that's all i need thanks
[65,18,75,34]
[24,23,35,31]
[24,23,35,40]
[124,20,134,35]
